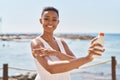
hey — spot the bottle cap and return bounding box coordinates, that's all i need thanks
[99,32,104,36]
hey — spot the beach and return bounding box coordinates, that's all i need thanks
[0,33,120,80]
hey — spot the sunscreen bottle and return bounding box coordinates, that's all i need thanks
[92,32,104,58]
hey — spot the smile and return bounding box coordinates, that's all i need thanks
[47,26,53,28]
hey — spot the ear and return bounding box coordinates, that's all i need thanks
[57,20,60,24]
[39,18,42,24]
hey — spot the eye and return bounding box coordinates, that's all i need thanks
[53,19,57,21]
[44,18,48,21]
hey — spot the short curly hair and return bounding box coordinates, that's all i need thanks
[41,6,59,17]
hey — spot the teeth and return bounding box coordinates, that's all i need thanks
[48,26,53,28]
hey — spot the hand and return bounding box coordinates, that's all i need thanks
[88,38,105,58]
[32,48,58,57]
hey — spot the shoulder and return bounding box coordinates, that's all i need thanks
[31,36,43,49]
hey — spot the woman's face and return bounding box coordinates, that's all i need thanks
[40,11,59,33]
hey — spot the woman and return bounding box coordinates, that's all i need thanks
[31,6,104,80]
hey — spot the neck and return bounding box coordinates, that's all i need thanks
[41,31,54,41]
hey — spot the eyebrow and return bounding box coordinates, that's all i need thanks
[44,16,57,19]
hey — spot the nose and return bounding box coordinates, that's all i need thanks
[48,20,53,25]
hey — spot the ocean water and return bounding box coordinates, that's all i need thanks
[0,33,120,80]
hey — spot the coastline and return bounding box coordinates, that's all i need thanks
[0,33,95,41]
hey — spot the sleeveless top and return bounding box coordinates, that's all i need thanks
[34,37,70,80]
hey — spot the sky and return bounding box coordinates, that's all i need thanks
[0,0,120,34]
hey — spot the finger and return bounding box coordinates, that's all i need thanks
[88,49,102,57]
[90,43,101,49]
[94,47,105,51]
[103,48,105,52]
[40,52,46,56]
[88,49,102,56]
[90,43,103,49]
[91,37,97,44]
[33,48,42,52]
[94,53,102,56]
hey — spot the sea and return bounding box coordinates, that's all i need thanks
[0,33,120,80]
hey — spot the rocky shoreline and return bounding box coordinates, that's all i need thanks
[0,33,95,41]
[0,73,36,80]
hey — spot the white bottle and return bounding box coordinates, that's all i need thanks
[92,32,104,58]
